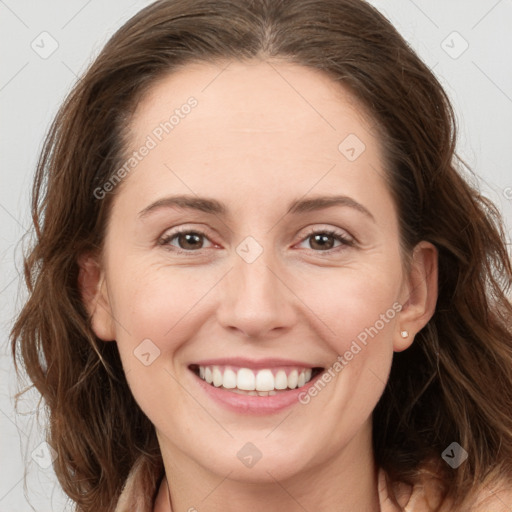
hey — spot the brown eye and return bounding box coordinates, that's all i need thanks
[176,232,204,250]
[309,233,336,250]
[159,229,214,252]
[297,229,354,252]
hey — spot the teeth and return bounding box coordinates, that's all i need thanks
[288,370,298,389]
[255,369,274,391]
[196,365,317,392]
[223,368,237,389]
[237,368,256,390]
[212,366,223,387]
[274,370,288,390]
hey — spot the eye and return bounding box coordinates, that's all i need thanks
[296,228,354,252]
[158,228,215,252]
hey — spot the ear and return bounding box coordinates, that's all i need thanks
[77,252,116,342]
[394,241,438,352]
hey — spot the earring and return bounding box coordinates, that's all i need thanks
[400,330,409,339]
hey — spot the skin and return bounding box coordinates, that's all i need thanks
[80,59,438,512]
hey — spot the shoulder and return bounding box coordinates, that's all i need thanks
[378,467,512,512]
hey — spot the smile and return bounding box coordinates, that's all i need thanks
[189,364,324,396]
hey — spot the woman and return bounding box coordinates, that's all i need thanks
[11,0,512,510]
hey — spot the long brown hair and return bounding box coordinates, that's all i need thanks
[11,0,512,510]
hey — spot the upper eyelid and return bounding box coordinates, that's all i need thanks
[159,225,354,249]
[295,225,355,247]
[159,224,216,239]
[159,226,216,245]
[301,225,352,238]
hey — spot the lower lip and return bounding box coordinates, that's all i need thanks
[191,370,323,415]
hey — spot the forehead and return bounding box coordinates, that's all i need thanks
[120,59,389,212]
[131,59,379,149]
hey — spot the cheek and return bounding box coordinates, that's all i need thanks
[108,263,224,364]
[108,267,206,421]
[300,263,402,361]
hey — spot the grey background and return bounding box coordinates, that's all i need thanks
[1,1,511,510]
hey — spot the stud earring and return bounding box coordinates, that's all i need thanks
[400,330,409,339]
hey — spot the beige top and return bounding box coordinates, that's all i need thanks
[114,456,512,512]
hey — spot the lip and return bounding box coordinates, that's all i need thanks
[189,364,324,415]
[190,357,318,369]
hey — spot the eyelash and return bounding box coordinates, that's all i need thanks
[158,226,354,255]
[296,227,354,252]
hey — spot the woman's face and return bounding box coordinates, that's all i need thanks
[84,60,436,484]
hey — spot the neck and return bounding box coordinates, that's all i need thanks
[156,421,380,512]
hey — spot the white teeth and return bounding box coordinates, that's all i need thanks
[255,369,274,391]
[237,368,256,391]
[196,365,317,392]
[288,370,298,389]
[212,366,223,387]
[274,370,288,390]
[222,368,237,389]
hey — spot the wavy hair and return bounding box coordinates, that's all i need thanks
[11,0,512,510]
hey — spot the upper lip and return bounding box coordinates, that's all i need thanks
[190,357,322,369]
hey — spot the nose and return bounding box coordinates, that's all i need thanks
[216,248,297,339]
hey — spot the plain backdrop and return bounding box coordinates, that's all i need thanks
[1,1,511,510]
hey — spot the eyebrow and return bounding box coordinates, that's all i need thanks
[139,196,227,217]
[287,195,374,220]
[138,194,375,221]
